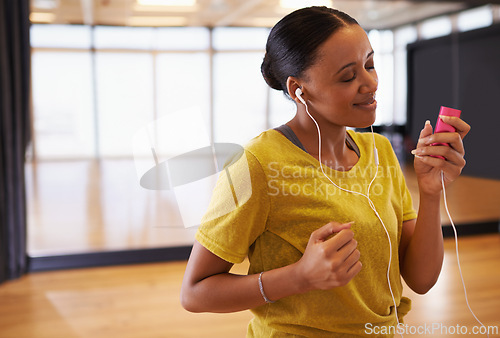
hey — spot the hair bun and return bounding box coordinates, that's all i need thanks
[261,54,283,91]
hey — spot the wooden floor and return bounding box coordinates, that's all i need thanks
[0,234,499,337]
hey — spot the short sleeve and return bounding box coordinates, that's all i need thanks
[392,149,417,222]
[401,175,417,222]
[195,149,270,264]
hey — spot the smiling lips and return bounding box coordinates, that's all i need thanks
[354,95,377,109]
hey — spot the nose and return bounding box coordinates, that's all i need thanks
[360,68,378,94]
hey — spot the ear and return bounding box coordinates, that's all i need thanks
[286,76,303,104]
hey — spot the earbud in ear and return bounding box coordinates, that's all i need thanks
[295,88,306,105]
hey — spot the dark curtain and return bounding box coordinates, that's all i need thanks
[0,0,31,284]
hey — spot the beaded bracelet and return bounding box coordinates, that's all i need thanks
[258,272,275,303]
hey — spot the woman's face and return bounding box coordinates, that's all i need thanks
[300,24,378,129]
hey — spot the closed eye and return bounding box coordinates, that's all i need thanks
[365,62,375,71]
[343,66,374,82]
[343,72,356,82]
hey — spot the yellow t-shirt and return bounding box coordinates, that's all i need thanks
[196,129,417,337]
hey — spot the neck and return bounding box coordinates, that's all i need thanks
[287,108,355,170]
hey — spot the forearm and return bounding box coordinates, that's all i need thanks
[402,191,444,294]
[182,262,305,313]
[182,223,360,313]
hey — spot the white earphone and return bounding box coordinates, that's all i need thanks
[295,87,306,105]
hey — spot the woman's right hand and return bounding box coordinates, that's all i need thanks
[294,222,362,293]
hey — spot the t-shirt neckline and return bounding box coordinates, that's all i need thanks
[270,128,366,175]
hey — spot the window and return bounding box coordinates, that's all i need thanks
[95,52,155,157]
[420,16,452,39]
[94,26,155,50]
[31,51,95,158]
[31,24,91,48]
[368,30,394,125]
[212,27,269,145]
[212,27,269,50]
[457,5,493,32]
[30,25,213,159]
[155,27,210,50]
[393,25,417,125]
[156,52,210,120]
[213,52,268,145]
[268,90,295,128]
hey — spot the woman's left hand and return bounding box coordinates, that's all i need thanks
[411,115,471,196]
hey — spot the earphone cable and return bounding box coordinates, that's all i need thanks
[302,102,402,333]
[441,170,489,337]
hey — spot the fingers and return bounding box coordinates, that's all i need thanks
[439,115,471,139]
[414,135,465,160]
[412,116,469,194]
[311,221,353,243]
[321,228,360,271]
[412,151,465,177]
[300,222,362,291]
[310,222,360,268]
[344,249,363,277]
[417,120,433,142]
[413,117,469,163]
[418,132,464,154]
[329,234,361,285]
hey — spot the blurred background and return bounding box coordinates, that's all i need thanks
[0,1,499,337]
[24,0,500,268]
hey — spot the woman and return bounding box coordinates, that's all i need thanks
[180,6,470,337]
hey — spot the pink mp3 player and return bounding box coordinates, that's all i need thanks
[432,106,462,159]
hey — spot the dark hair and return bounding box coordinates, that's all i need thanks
[261,6,358,95]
